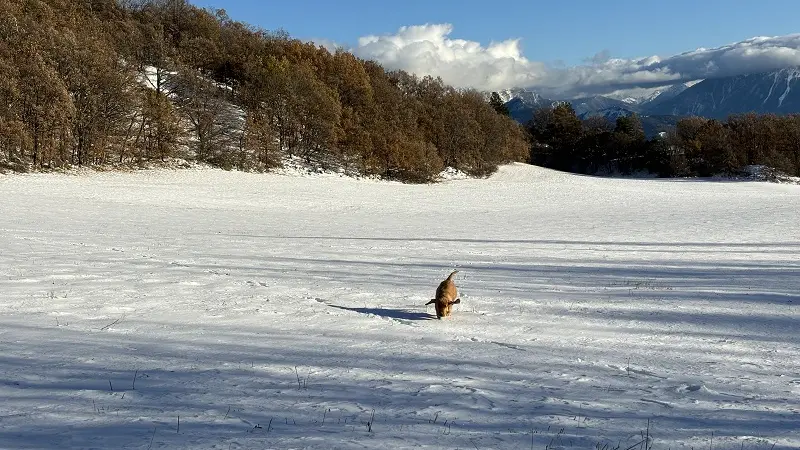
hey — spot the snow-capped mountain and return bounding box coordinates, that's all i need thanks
[604,83,691,107]
[497,66,800,136]
[499,67,800,128]
[496,83,692,122]
[644,67,800,118]
[500,89,556,123]
[605,88,664,106]
[498,91,642,127]
[642,83,691,108]
[495,88,550,106]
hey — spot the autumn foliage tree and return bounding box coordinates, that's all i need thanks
[0,0,528,182]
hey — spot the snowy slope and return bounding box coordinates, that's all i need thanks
[1,164,799,449]
[645,67,800,118]
[606,83,691,107]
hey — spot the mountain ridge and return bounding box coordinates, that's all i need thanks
[497,66,800,133]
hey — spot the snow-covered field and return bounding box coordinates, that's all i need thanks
[1,164,798,449]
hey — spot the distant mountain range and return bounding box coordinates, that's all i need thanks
[500,66,800,136]
[646,67,800,118]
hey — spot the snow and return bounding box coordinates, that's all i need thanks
[778,68,800,107]
[605,87,669,105]
[1,163,799,449]
[138,66,178,94]
[740,165,800,184]
[497,88,545,105]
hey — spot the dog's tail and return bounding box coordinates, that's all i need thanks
[446,270,459,281]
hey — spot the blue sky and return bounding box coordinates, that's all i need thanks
[191,0,800,96]
[191,0,798,64]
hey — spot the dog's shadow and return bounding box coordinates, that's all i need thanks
[327,304,434,321]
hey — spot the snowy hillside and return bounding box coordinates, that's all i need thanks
[640,82,692,108]
[1,165,799,449]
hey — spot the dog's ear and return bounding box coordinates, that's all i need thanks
[425,299,436,305]
[450,298,461,305]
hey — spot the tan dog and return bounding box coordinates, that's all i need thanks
[425,270,461,319]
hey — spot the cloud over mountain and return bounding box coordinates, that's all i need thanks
[349,24,800,97]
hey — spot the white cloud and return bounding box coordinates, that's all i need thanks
[352,24,548,92]
[348,24,800,98]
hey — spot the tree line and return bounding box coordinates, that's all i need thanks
[525,102,800,178]
[0,0,528,182]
